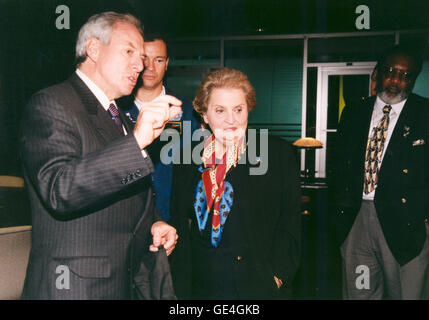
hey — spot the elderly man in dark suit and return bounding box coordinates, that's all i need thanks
[20,12,181,299]
[334,45,429,299]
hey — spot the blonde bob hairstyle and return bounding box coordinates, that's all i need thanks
[193,68,257,116]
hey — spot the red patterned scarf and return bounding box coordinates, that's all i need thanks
[200,134,246,240]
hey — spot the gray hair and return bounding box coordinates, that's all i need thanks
[75,12,143,67]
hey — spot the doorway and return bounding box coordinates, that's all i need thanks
[314,63,376,178]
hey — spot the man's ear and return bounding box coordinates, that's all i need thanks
[165,57,169,71]
[86,37,101,62]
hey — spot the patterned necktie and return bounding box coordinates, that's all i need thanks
[107,103,123,132]
[363,105,392,194]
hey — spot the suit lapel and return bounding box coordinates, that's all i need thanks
[118,108,134,134]
[380,94,416,169]
[68,73,124,143]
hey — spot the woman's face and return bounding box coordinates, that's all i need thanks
[203,87,249,148]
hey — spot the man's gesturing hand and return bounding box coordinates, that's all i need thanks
[133,94,182,150]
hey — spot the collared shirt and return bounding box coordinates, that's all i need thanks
[76,69,112,111]
[75,69,148,158]
[134,86,183,122]
[134,85,166,110]
[362,96,407,200]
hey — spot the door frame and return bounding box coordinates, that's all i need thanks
[315,62,376,178]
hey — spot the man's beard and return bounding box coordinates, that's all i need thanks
[378,86,409,105]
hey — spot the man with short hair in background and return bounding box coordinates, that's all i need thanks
[118,35,200,222]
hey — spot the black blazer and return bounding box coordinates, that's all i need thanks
[168,135,301,299]
[20,74,162,299]
[333,93,429,266]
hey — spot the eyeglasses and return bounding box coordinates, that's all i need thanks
[382,67,413,83]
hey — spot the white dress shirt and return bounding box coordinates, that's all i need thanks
[76,69,113,112]
[134,85,166,110]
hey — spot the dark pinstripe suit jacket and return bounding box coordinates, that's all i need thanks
[20,73,162,299]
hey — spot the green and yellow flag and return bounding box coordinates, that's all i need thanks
[338,75,346,122]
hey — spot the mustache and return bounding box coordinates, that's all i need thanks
[385,84,401,92]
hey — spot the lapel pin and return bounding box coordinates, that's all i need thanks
[403,126,410,137]
[412,139,425,146]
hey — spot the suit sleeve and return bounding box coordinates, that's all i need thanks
[20,91,154,218]
[271,142,302,289]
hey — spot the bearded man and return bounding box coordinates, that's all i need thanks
[333,44,429,299]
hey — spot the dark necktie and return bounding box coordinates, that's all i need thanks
[108,103,123,132]
[363,105,392,194]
